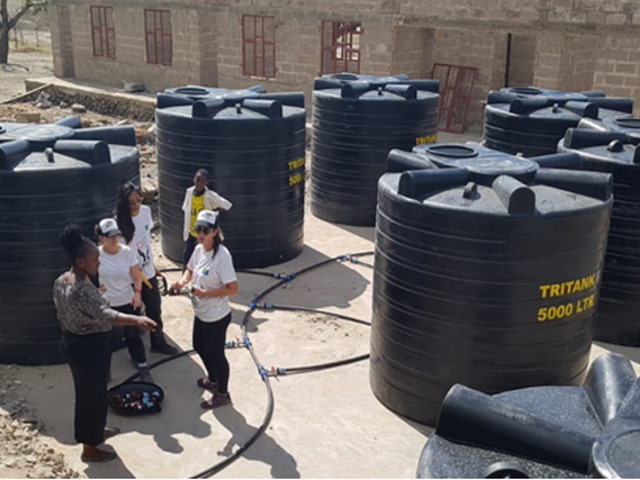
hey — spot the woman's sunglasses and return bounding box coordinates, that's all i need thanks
[195,225,213,235]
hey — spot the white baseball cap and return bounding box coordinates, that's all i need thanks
[98,218,121,237]
[195,210,219,228]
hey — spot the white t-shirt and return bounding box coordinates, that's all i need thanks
[98,245,139,307]
[187,244,237,322]
[128,205,155,279]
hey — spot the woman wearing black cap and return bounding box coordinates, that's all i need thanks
[53,224,156,462]
[171,209,238,408]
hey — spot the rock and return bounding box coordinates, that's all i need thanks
[141,178,157,202]
[70,104,86,113]
[15,112,41,123]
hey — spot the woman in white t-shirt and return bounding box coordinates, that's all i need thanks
[116,182,178,356]
[95,218,151,381]
[172,209,238,409]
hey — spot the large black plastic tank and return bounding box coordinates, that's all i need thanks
[371,144,613,425]
[559,128,640,346]
[0,118,139,365]
[417,353,640,478]
[310,73,439,226]
[483,87,633,157]
[155,88,306,268]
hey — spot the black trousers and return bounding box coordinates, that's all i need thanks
[113,303,146,364]
[140,276,165,346]
[63,331,110,446]
[193,313,231,394]
[182,235,198,269]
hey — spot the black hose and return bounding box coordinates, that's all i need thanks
[259,303,371,326]
[256,303,370,375]
[122,250,374,478]
[282,354,370,375]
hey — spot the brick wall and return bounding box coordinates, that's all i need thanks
[49,5,74,77]
[593,36,640,102]
[48,0,640,126]
[428,29,507,127]
[389,27,432,78]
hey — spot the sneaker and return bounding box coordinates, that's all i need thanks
[197,377,218,392]
[138,366,153,383]
[200,392,231,409]
[150,341,178,356]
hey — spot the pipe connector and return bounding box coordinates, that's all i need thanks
[269,366,287,376]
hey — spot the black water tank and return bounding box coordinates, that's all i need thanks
[417,353,640,478]
[0,119,139,365]
[371,144,613,425]
[559,128,640,346]
[155,89,306,268]
[310,73,440,226]
[483,87,633,157]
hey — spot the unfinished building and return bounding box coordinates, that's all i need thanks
[49,0,640,127]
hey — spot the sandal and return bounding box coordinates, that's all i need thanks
[81,449,117,463]
[200,393,231,409]
[196,378,218,392]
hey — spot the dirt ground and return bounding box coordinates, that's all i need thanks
[1,52,640,479]
[0,51,54,102]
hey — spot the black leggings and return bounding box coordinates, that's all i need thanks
[113,303,146,364]
[63,331,110,446]
[193,313,231,394]
[140,276,165,345]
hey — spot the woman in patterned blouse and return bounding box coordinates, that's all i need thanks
[53,224,156,463]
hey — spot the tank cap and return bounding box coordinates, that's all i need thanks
[593,429,640,478]
[482,461,529,478]
[45,147,54,163]
[330,73,359,81]
[510,87,542,96]
[614,118,640,129]
[607,139,625,152]
[418,144,478,158]
[173,86,210,95]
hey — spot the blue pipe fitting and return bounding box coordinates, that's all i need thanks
[257,365,269,379]
[248,301,257,310]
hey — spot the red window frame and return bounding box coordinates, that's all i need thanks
[90,6,115,59]
[320,20,361,75]
[144,9,172,66]
[242,15,276,78]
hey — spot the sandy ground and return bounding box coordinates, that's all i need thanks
[1,51,640,479]
[0,51,54,102]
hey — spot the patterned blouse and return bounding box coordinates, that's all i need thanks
[53,273,118,335]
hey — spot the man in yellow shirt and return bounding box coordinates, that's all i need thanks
[181,169,232,272]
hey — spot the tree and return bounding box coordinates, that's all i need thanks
[0,0,47,64]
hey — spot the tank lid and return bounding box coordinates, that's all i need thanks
[414,143,538,182]
[614,118,640,129]
[390,146,612,215]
